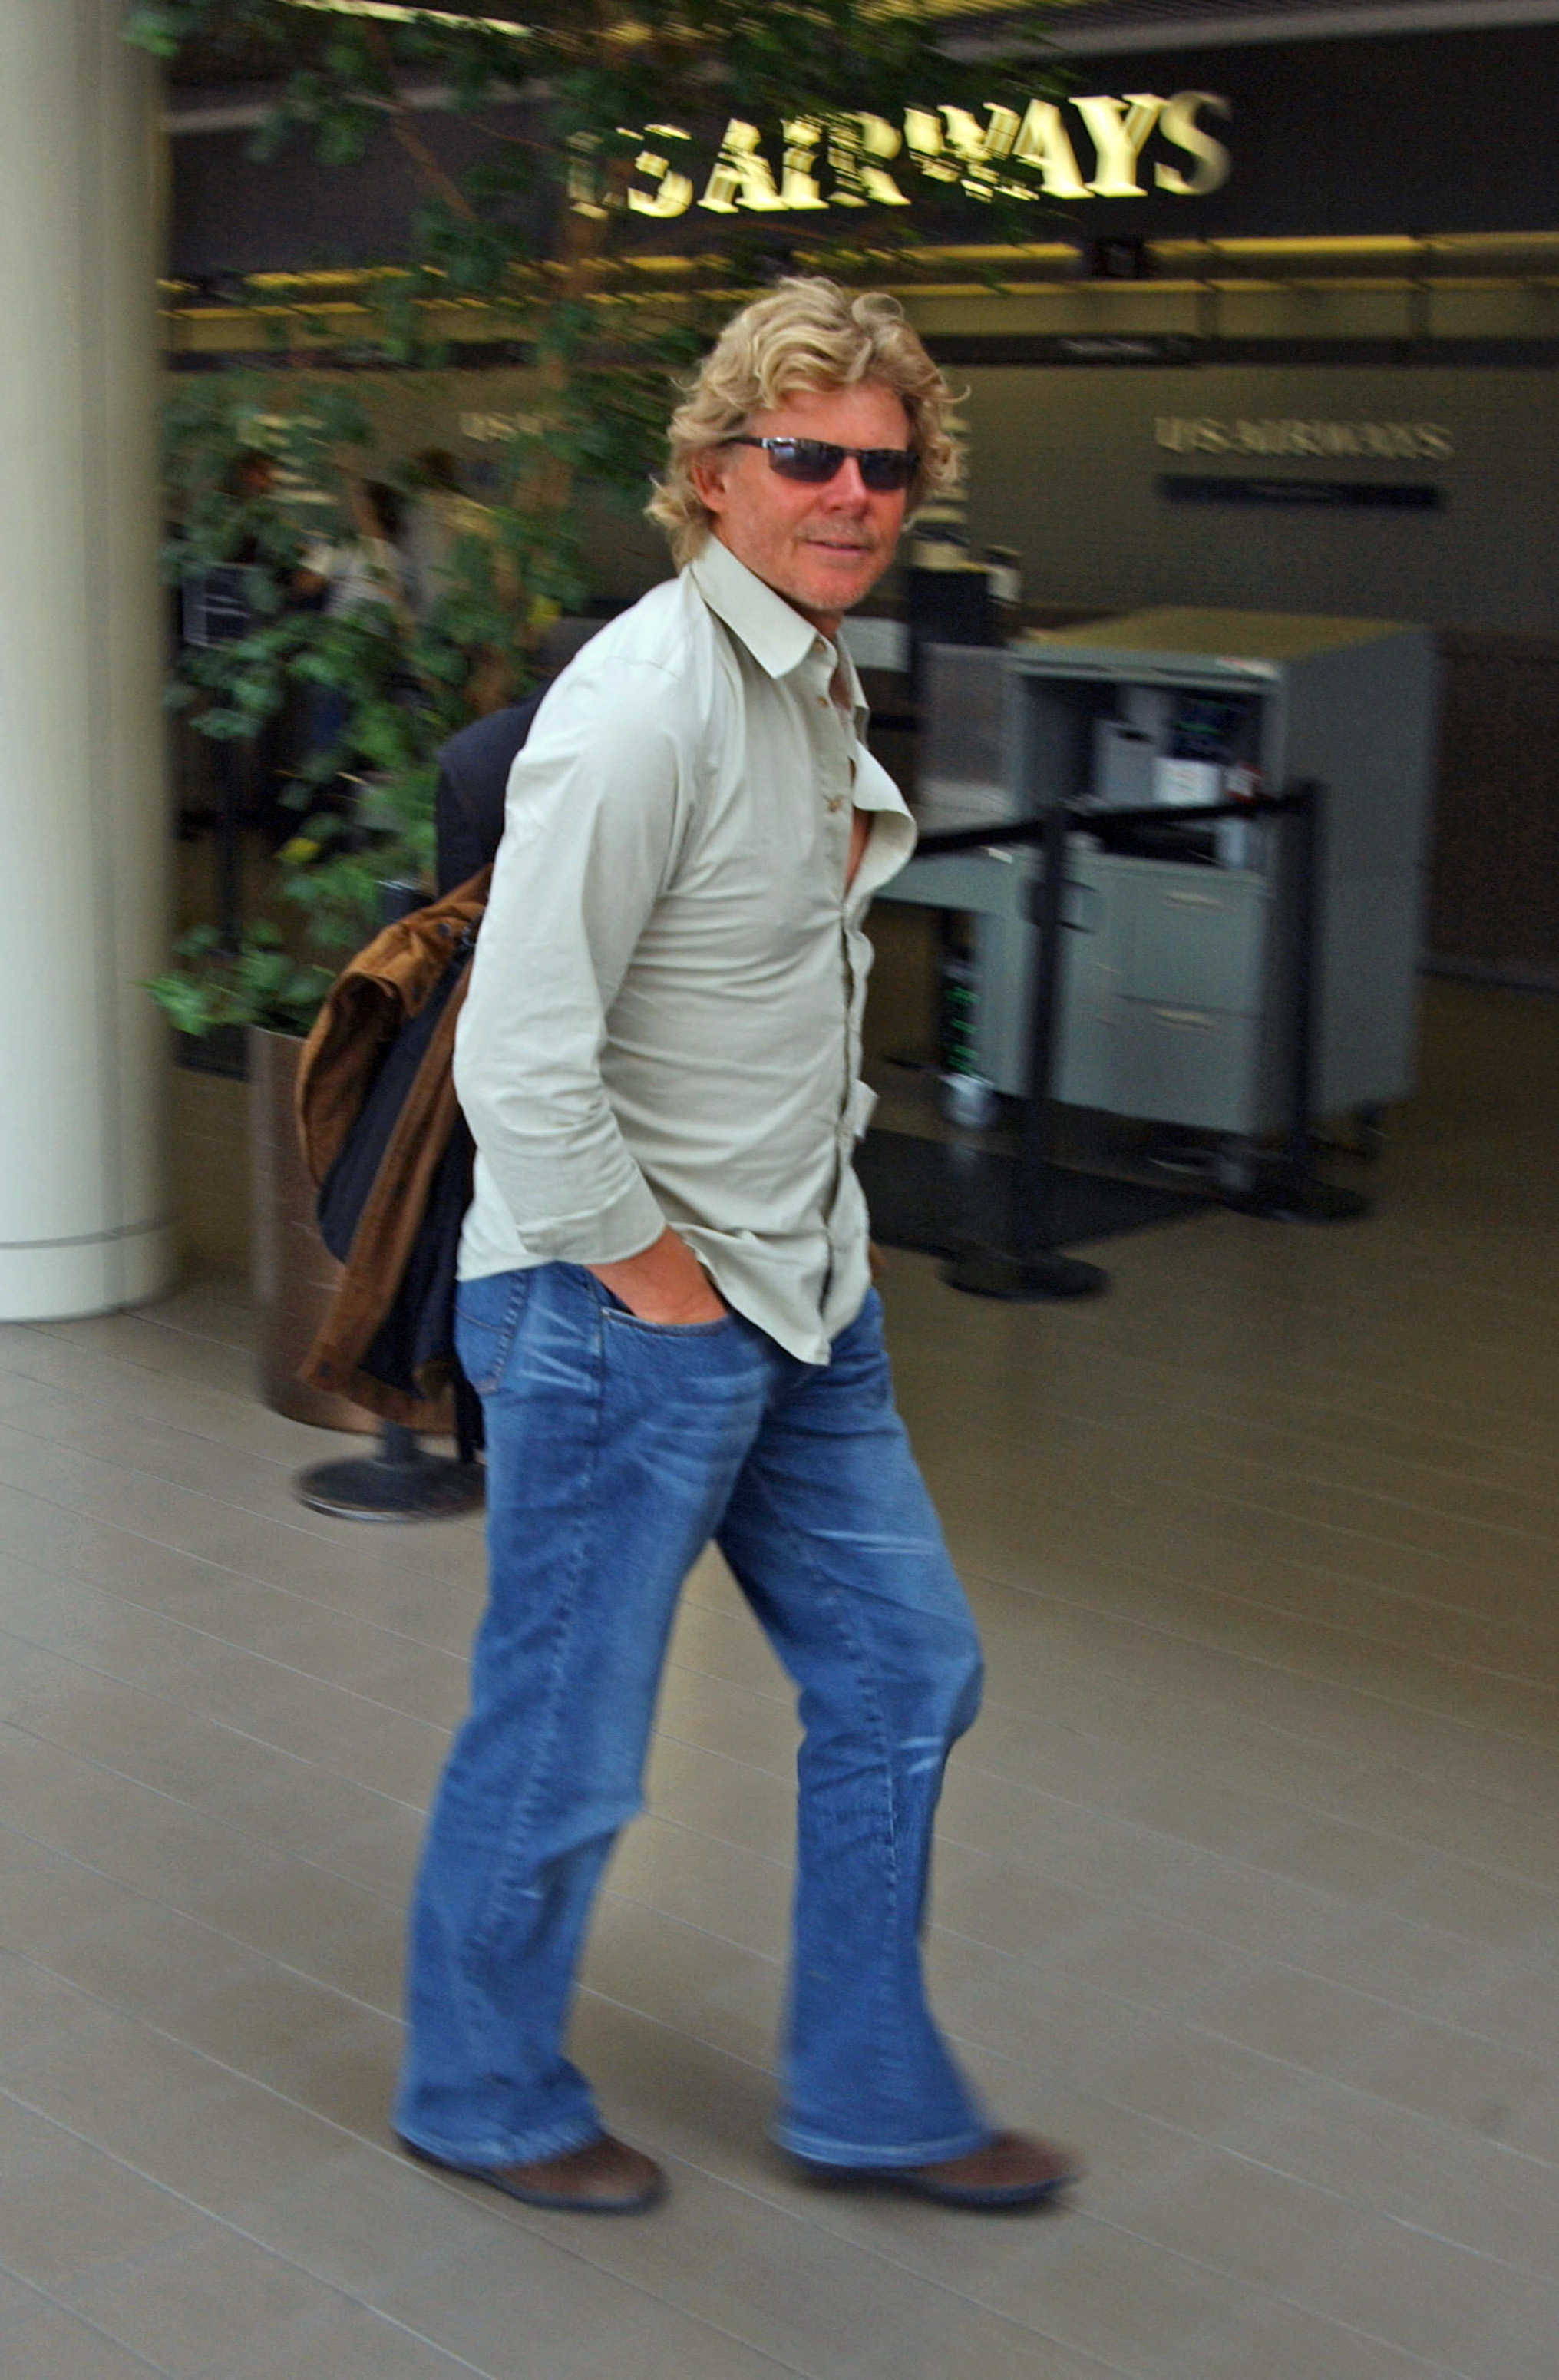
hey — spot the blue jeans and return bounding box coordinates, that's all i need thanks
[394,1263,989,2170]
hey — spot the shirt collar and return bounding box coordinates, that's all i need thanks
[687,534,835,684]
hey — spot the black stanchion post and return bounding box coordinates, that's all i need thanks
[940,801,1108,1302]
[1224,780,1370,1225]
[292,881,485,1522]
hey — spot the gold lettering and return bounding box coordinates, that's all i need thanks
[903,106,960,182]
[1009,100,1089,200]
[933,103,1027,199]
[1155,91,1231,197]
[780,119,827,210]
[699,119,785,213]
[1072,93,1165,198]
[827,113,910,207]
[1415,424,1455,460]
[626,125,693,218]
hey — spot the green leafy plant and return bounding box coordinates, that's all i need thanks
[144,923,335,1039]
[133,0,1065,1030]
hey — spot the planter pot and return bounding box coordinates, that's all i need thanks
[248,1025,377,1433]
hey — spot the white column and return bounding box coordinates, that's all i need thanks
[0,0,175,1319]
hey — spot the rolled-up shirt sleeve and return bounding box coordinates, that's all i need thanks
[453,659,689,1264]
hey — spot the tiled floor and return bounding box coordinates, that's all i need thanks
[2,975,1558,2377]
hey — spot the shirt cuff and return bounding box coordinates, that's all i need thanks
[507,1172,667,1267]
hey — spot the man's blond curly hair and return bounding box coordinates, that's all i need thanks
[647,278,960,567]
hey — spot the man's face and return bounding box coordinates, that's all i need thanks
[692,380,913,633]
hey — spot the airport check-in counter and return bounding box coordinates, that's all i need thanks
[880,608,1439,1142]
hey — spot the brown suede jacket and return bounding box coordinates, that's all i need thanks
[293,869,489,1424]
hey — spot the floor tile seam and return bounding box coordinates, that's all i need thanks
[1078,2213,1481,2380]
[658,1639,799,1717]
[1186,2051,1559,2200]
[0,1865,406,2026]
[962,1569,1559,1777]
[0,1719,428,1925]
[560,2150,1148,2380]
[649,1721,796,1790]
[0,1703,434,1863]
[1115,1449,1559,1555]
[624,1808,796,1878]
[1171,2026,1559,2203]
[930,1344,1559,1481]
[956,1504,1559,1675]
[399,1983,1150,2378]
[593,1886,786,1978]
[1051,1329,1559,1433]
[930,1397,1559,1527]
[933,1755,1559,1982]
[0,1412,464,1565]
[1102,1288,1559,1360]
[966,1662,1559,1843]
[953,1443,1559,1569]
[0,2099,536,2380]
[12,1814,781,2038]
[1202,2138,1546,2243]
[0,2074,864,2380]
[0,1358,340,1490]
[5,1901,1178,2361]
[930,1849,1559,2067]
[401,2134,1138,2380]
[966,1625,1559,1806]
[924,1873,1491,2056]
[966,1552,1559,1721]
[958,1752,1559,1938]
[28,1307,258,1364]
[0,1598,463,1749]
[649,1721,794,1788]
[0,1483,478,1661]
[920,1909,1268,2036]
[510,1955,1527,2380]
[631,1793,791,1869]
[0,2258,182,2378]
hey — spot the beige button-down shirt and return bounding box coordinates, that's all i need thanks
[454,535,916,1363]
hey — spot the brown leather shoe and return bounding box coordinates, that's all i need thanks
[401,2131,666,2213]
[803,2129,1082,2212]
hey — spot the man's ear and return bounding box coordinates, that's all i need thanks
[689,445,732,517]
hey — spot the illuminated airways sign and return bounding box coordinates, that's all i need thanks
[570,94,1233,218]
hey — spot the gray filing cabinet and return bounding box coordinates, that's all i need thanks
[883,608,1439,1136]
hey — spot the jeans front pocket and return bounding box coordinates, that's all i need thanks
[454,1270,535,1394]
[605,1307,737,1339]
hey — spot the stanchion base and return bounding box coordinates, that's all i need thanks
[1225,1172,1371,1224]
[294,1451,485,1522]
[940,1248,1108,1301]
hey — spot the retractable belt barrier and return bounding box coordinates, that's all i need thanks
[911,779,1369,1305]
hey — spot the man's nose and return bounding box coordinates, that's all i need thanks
[821,457,871,506]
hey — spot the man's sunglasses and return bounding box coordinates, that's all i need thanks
[721,435,918,494]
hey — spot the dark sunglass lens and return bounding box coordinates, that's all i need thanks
[860,450,917,492]
[760,439,916,489]
[768,440,846,484]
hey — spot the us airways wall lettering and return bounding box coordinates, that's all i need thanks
[568,93,1232,219]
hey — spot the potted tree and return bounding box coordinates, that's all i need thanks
[134,0,1065,1422]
